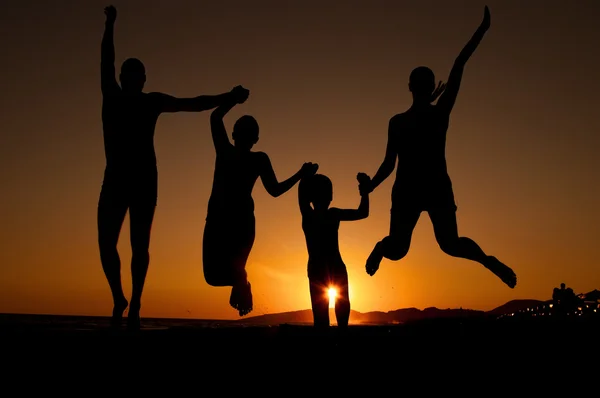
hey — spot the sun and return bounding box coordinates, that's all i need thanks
[328,287,337,308]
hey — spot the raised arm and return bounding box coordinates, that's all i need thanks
[332,173,370,221]
[366,116,399,193]
[208,96,238,154]
[260,155,318,198]
[298,177,313,216]
[101,6,119,94]
[437,6,491,115]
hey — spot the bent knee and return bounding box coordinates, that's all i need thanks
[437,238,460,256]
[204,275,230,287]
[382,236,410,261]
[203,264,245,287]
[204,267,230,286]
[203,263,225,286]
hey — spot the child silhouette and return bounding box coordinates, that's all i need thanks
[298,172,371,328]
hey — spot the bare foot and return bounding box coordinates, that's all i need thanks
[111,297,128,327]
[485,256,517,288]
[366,241,384,276]
[229,284,240,310]
[230,282,253,317]
[238,282,253,316]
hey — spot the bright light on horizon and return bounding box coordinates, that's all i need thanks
[328,287,337,308]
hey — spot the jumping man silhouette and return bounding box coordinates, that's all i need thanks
[361,6,517,289]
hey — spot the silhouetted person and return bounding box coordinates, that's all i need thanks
[204,95,318,317]
[298,172,371,329]
[99,5,249,329]
[361,6,516,289]
[553,283,578,314]
[553,283,567,304]
[563,286,578,312]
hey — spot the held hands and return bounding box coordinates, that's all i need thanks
[357,172,372,196]
[230,85,250,104]
[300,162,319,178]
[104,5,117,25]
[481,5,490,31]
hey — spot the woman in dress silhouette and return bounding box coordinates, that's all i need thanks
[203,88,318,316]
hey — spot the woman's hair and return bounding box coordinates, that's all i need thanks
[300,174,332,205]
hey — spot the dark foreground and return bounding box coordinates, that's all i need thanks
[1,313,597,391]
[1,312,598,352]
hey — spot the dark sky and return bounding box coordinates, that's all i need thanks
[0,0,599,319]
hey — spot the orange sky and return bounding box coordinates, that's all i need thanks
[1,0,599,320]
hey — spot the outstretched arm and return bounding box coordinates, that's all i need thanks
[101,6,119,94]
[209,97,238,154]
[437,5,491,115]
[260,155,318,198]
[298,178,313,216]
[157,92,235,113]
[332,196,369,222]
[367,116,399,193]
[332,173,370,221]
[156,84,249,113]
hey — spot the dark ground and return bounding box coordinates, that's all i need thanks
[1,313,596,392]
[1,313,597,352]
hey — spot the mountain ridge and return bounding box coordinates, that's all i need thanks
[233,299,549,325]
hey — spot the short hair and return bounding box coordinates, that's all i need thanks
[233,115,259,142]
[121,58,145,75]
[302,174,332,203]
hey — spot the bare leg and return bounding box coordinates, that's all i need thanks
[97,198,129,327]
[335,283,350,328]
[229,216,255,317]
[309,280,330,329]
[366,208,421,276]
[230,277,253,317]
[202,216,255,316]
[229,239,254,317]
[429,209,516,288]
[128,203,156,329]
[202,219,235,287]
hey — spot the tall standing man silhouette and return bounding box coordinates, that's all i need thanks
[99,5,249,329]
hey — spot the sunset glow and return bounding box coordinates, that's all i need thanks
[328,287,338,308]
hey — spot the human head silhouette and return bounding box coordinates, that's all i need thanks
[409,66,435,102]
[307,174,333,210]
[232,115,259,151]
[120,58,146,93]
[561,283,566,289]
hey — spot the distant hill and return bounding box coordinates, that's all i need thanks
[581,289,600,302]
[233,309,315,325]
[352,306,485,324]
[234,307,485,326]
[234,299,550,326]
